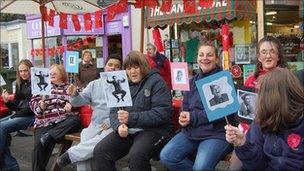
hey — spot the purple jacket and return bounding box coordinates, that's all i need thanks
[235,118,304,171]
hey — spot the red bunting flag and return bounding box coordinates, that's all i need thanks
[48,9,55,26]
[83,13,92,31]
[59,12,68,29]
[72,14,81,31]
[83,38,89,46]
[116,0,128,13]
[152,28,164,52]
[198,0,213,8]
[183,0,197,14]
[107,5,116,21]
[134,0,144,8]
[95,10,103,28]
[39,5,48,22]
[160,0,172,13]
[144,0,158,8]
[221,24,230,51]
[30,49,35,56]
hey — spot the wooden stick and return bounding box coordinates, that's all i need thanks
[224,116,230,125]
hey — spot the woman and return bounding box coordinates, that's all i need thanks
[93,51,172,171]
[75,50,99,89]
[229,36,287,171]
[30,64,81,171]
[56,55,122,171]
[0,59,34,171]
[160,42,236,171]
[225,68,304,170]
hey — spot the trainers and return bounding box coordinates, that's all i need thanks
[57,152,71,168]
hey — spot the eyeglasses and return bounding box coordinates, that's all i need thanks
[259,49,278,56]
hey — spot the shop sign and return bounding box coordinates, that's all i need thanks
[106,21,121,35]
[265,0,299,6]
[149,0,227,17]
[64,14,104,35]
[27,16,61,39]
[231,65,242,78]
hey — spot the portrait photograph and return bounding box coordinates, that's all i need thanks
[31,67,51,95]
[237,89,258,121]
[170,62,189,91]
[65,51,79,74]
[235,45,251,64]
[196,71,240,122]
[100,70,132,108]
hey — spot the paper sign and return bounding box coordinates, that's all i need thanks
[237,89,258,121]
[171,62,189,91]
[0,74,6,86]
[31,67,51,95]
[96,58,104,68]
[100,70,132,108]
[96,36,103,47]
[65,51,79,73]
[195,71,240,121]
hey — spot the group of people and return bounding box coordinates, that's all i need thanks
[0,36,303,171]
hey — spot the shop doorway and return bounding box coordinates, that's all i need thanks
[108,34,122,58]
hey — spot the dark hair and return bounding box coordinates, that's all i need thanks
[254,36,287,78]
[105,53,122,67]
[16,59,33,86]
[241,93,250,101]
[256,68,304,133]
[123,51,150,78]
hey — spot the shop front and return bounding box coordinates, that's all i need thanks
[146,0,257,85]
[26,8,132,68]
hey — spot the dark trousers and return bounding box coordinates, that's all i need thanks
[32,116,81,171]
[93,130,162,171]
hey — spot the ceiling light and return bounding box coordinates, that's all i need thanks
[266,11,277,15]
[266,22,273,25]
[294,25,299,28]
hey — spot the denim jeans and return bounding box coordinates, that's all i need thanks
[0,115,34,170]
[160,132,232,171]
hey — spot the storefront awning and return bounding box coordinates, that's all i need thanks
[145,0,256,28]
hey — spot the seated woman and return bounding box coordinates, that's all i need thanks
[93,51,173,171]
[0,59,35,171]
[30,64,81,171]
[160,42,236,171]
[225,68,304,170]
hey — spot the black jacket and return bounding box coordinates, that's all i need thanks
[110,69,173,138]
[5,80,34,118]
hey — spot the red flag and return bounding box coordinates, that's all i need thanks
[160,0,172,13]
[152,28,164,52]
[59,12,68,29]
[221,24,230,51]
[95,10,103,28]
[72,14,81,31]
[83,13,92,31]
[48,9,55,26]
[107,5,116,21]
[83,38,89,46]
[198,0,213,8]
[144,0,158,8]
[134,0,144,8]
[30,49,35,56]
[39,5,48,21]
[116,0,128,13]
[183,0,197,14]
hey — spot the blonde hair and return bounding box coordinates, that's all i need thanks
[256,68,304,133]
[50,64,68,83]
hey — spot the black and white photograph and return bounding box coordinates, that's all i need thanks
[31,67,51,95]
[101,70,132,108]
[173,69,186,84]
[237,89,257,121]
[69,55,75,66]
[171,39,179,48]
[235,45,251,64]
[208,84,229,107]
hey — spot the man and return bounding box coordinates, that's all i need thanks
[209,84,229,106]
[240,93,255,118]
[146,43,172,89]
[56,54,122,171]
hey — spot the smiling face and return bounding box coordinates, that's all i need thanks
[18,64,30,81]
[197,45,219,73]
[50,67,62,84]
[258,41,279,71]
[82,52,92,63]
[126,65,143,83]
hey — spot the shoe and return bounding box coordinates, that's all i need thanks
[56,152,71,168]
[40,133,52,146]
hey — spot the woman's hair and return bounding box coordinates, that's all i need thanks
[256,68,304,133]
[254,36,287,78]
[50,64,68,83]
[123,51,150,78]
[16,59,33,86]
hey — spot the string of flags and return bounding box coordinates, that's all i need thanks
[39,0,214,31]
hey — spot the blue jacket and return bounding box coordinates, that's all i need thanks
[235,118,304,171]
[110,69,173,138]
[181,67,236,141]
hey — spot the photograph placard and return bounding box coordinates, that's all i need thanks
[65,51,79,73]
[237,87,257,121]
[171,62,189,91]
[31,67,51,95]
[235,45,250,64]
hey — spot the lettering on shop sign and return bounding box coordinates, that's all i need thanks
[62,2,84,11]
[149,0,227,17]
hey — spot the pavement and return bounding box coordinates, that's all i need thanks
[9,130,229,171]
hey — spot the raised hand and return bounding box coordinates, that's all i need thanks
[1,89,9,102]
[225,125,246,146]
[67,84,77,96]
[179,111,190,127]
[64,103,72,112]
[117,110,129,124]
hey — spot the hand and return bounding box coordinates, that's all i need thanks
[100,122,110,131]
[117,110,129,124]
[118,124,128,138]
[1,89,9,102]
[67,84,77,96]
[39,96,46,110]
[179,111,190,127]
[64,103,72,112]
[225,125,246,146]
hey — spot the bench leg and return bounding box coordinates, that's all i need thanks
[50,140,73,171]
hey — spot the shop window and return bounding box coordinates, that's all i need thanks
[0,44,9,68]
[11,43,19,70]
[108,34,122,58]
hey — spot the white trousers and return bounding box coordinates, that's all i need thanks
[67,123,113,171]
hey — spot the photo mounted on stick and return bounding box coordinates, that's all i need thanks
[31,67,51,95]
